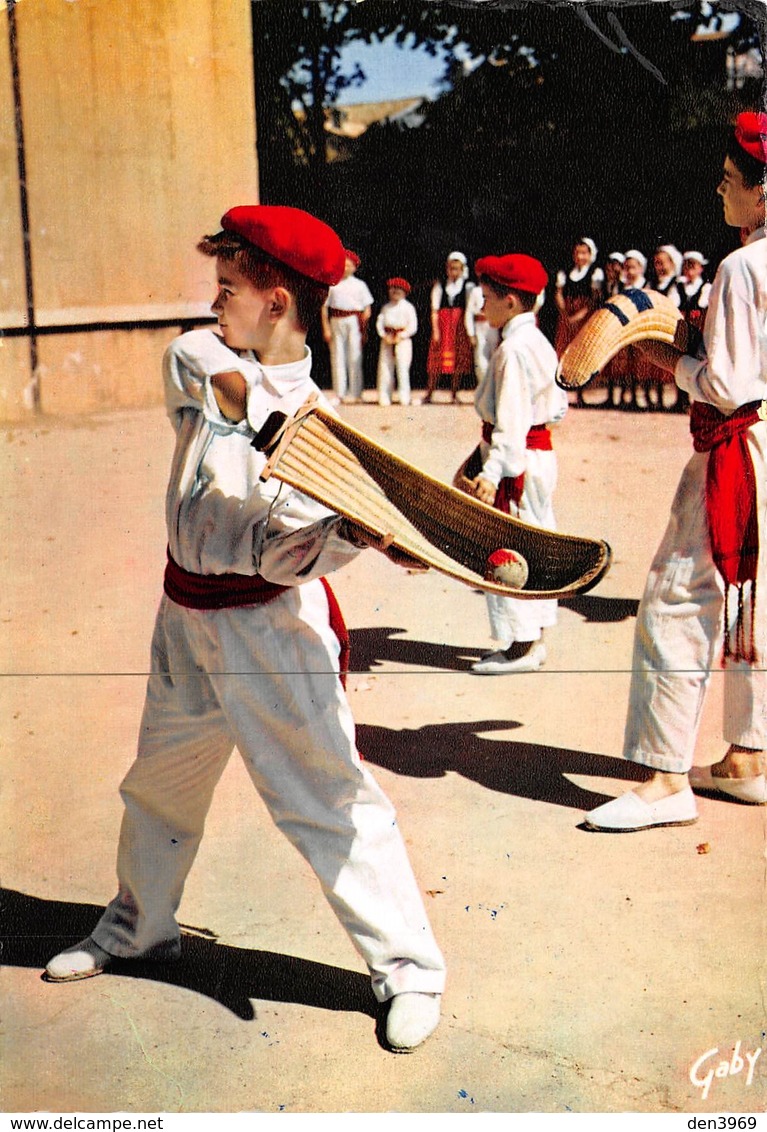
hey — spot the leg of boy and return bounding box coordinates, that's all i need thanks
[377,344,393,406]
[395,340,412,406]
[209,582,446,1001]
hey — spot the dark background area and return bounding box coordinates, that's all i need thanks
[249,0,765,386]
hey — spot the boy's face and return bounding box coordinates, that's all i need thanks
[211,258,272,351]
[480,283,514,329]
[717,156,764,230]
[343,257,357,278]
[624,257,642,282]
[446,259,464,281]
[388,287,406,302]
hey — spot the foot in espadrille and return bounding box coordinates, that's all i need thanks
[45,937,114,982]
[385,992,441,1052]
[689,766,767,805]
[584,786,698,832]
[471,641,546,675]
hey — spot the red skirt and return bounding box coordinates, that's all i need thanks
[427,307,473,378]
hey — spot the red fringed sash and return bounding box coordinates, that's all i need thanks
[690,400,763,663]
[481,421,552,512]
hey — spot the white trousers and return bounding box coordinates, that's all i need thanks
[376,339,412,406]
[623,428,767,773]
[484,448,559,644]
[92,582,446,1002]
[329,315,364,400]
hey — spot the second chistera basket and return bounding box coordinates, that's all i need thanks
[252,395,611,599]
[556,288,692,390]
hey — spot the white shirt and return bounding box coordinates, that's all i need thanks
[678,277,712,308]
[474,313,568,484]
[325,275,374,312]
[675,228,767,415]
[375,298,418,338]
[163,330,359,582]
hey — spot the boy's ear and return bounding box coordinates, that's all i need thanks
[269,286,291,320]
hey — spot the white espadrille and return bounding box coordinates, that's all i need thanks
[584,786,698,832]
[689,766,767,805]
[385,992,441,1052]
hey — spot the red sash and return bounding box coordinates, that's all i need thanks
[164,551,288,610]
[690,400,763,663]
[163,553,350,686]
[480,422,552,511]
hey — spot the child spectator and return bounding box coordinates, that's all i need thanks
[376,277,418,406]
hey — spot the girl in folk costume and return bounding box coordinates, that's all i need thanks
[553,238,604,352]
[601,252,630,408]
[678,251,712,334]
[554,238,604,407]
[585,110,767,833]
[423,252,475,403]
[641,244,685,410]
[609,249,647,410]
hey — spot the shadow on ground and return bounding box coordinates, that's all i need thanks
[347,596,639,673]
[358,719,644,811]
[0,889,382,1030]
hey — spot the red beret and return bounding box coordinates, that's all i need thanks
[386,277,411,293]
[734,111,767,164]
[221,205,346,285]
[475,253,548,294]
[344,249,361,268]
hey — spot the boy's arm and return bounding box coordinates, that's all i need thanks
[211,371,247,422]
[474,347,530,497]
[164,330,257,427]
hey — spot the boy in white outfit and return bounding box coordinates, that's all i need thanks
[585,111,767,832]
[321,249,373,403]
[44,205,446,1051]
[469,253,568,675]
[376,276,418,406]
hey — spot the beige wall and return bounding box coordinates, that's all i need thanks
[0,0,258,421]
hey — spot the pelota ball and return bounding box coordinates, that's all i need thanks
[485,548,529,589]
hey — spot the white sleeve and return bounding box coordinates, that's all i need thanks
[255,493,362,584]
[674,255,764,412]
[163,330,261,434]
[480,346,530,485]
[404,301,418,337]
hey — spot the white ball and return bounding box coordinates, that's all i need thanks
[485,548,529,588]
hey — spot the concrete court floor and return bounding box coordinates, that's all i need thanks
[1,393,765,1115]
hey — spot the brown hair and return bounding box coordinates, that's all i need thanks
[725,133,766,190]
[197,231,329,331]
[479,275,538,311]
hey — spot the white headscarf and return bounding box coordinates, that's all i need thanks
[577,237,598,264]
[657,244,683,277]
[683,250,708,266]
[624,249,647,272]
[446,251,469,280]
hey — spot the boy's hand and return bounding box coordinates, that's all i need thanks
[338,520,428,571]
[472,476,497,506]
[211,370,247,422]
